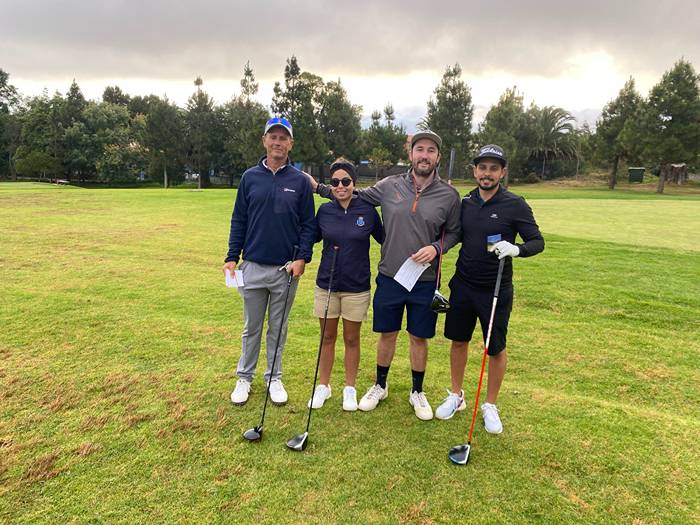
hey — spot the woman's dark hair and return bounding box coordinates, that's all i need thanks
[329,157,357,182]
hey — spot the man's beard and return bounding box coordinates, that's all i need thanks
[413,161,436,177]
[477,178,499,190]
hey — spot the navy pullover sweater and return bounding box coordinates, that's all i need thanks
[456,186,544,288]
[315,197,384,292]
[225,157,316,265]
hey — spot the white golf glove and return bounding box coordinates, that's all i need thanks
[493,240,520,259]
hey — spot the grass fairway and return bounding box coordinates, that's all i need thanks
[1,181,698,524]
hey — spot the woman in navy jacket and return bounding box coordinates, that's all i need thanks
[309,159,384,411]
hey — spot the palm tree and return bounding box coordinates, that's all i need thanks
[530,106,577,178]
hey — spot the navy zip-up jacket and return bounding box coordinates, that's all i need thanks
[225,157,316,265]
[315,196,384,292]
[456,186,544,288]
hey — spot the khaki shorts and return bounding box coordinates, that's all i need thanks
[313,287,371,322]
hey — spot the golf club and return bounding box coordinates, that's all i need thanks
[242,247,298,443]
[286,246,339,451]
[448,257,505,465]
[431,228,450,314]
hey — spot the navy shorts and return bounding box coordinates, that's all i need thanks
[372,273,438,339]
[443,275,513,355]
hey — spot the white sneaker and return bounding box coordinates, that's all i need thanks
[481,402,503,434]
[308,384,332,409]
[409,391,433,421]
[435,389,466,420]
[342,386,358,411]
[230,378,251,405]
[269,379,288,406]
[358,384,388,411]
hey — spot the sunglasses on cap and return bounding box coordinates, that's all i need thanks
[330,177,353,187]
[264,117,293,137]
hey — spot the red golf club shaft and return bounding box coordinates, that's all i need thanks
[466,258,505,445]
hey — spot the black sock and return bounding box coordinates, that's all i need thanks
[376,365,390,388]
[411,370,425,393]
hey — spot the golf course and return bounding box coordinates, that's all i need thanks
[1,180,698,524]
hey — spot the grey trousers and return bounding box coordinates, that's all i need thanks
[236,261,299,382]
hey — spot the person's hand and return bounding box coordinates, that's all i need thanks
[223,261,237,274]
[288,259,306,278]
[493,240,519,259]
[302,171,318,191]
[411,245,438,264]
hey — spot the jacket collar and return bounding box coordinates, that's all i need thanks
[403,169,441,191]
[468,184,505,205]
[331,194,360,210]
[259,155,292,175]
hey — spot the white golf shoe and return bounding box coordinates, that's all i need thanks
[435,389,466,420]
[409,391,433,421]
[342,386,358,411]
[269,379,288,406]
[308,384,332,409]
[481,402,503,434]
[358,383,388,411]
[230,378,251,405]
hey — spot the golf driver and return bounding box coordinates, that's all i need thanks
[242,247,298,443]
[286,246,339,451]
[448,257,505,465]
[431,228,450,314]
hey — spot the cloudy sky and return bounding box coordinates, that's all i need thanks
[1,0,698,131]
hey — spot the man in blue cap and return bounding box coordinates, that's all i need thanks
[435,144,544,434]
[223,117,316,406]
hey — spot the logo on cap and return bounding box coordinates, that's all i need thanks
[480,146,503,157]
[473,144,507,166]
[264,117,293,138]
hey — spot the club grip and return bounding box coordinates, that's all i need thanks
[493,258,505,299]
[328,246,339,289]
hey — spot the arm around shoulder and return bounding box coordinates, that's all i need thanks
[371,207,385,244]
[355,177,390,207]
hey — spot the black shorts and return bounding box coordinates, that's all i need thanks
[443,275,513,355]
[373,273,438,339]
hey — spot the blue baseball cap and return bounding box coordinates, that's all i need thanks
[264,117,293,138]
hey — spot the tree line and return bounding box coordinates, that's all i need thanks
[0,57,698,189]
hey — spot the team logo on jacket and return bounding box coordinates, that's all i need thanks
[490,213,498,219]
[356,216,365,227]
[283,187,296,192]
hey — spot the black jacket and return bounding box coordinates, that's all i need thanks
[315,197,384,292]
[456,186,544,288]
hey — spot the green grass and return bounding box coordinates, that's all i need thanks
[1,182,699,524]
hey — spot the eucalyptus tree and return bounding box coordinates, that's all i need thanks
[635,59,700,193]
[186,76,215,188]
[595,78,643,189]
[420,63,473,173]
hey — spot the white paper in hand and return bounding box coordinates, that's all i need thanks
[394,257,430,291]
[225,269,245,288]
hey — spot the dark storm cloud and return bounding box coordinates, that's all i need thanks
[1,0,697,80]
